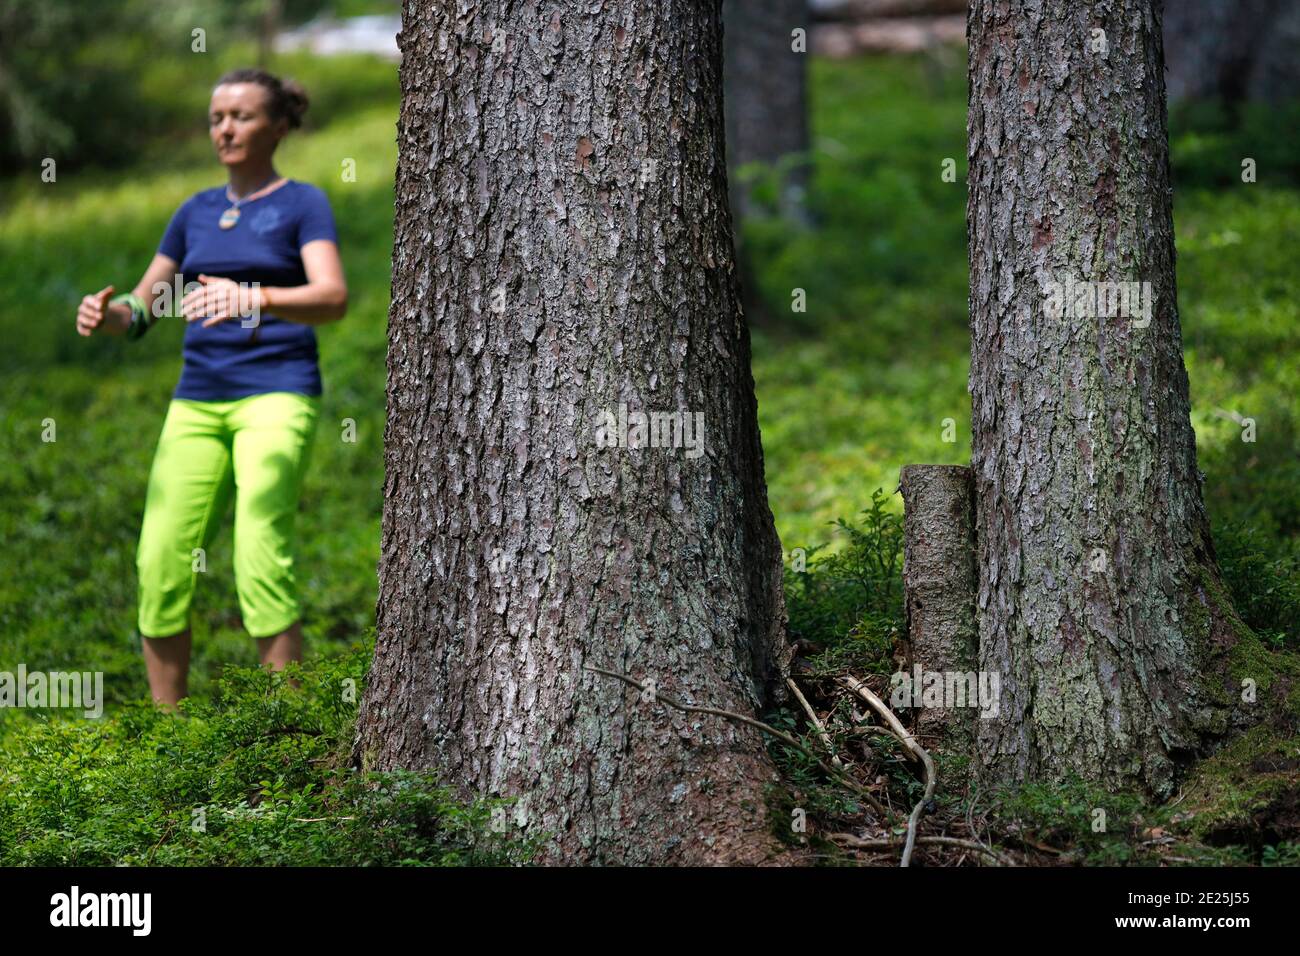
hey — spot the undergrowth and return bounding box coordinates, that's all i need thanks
[0,640,538,866]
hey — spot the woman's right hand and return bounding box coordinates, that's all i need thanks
[77,285,128,337]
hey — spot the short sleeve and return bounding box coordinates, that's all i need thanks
[297,185,339,248]
[158,197,191,263]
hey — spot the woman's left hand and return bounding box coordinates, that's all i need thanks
[181,274,263,328]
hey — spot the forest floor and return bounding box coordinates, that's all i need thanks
[0,49,1296,865]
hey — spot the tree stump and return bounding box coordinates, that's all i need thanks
[899,465,978,758]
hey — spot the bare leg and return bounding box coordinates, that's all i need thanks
[256,619,303,674]
[142,628,192,711]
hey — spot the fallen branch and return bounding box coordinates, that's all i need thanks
[828,832,1011,866]
[289,816,356,823]
[1005,833,1064,857]
[786,677,843,769]
[585,664,893,819]
[840,674,937,867]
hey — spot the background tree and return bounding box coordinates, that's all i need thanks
[723,0,810,223]
[722,0,811,324]
[352,0,792,864]
[966,0,1256,796]
[1164,0,1300,105]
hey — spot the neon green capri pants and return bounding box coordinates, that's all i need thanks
[136,391,321,639]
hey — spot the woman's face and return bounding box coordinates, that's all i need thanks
[208,83,288,167]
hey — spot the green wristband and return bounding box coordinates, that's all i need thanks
[111,293,152,341]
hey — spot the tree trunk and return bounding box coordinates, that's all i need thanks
[353,0,792,865]
[1163,0,1300,105]
[723,0,810,223]
[257,0,283,69]
[1244,0,1300,103]
[966,0,1248,797]
[899,465,977,757]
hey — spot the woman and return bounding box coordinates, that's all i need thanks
[75,69,348,708]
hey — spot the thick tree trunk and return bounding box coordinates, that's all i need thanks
[353,0,792,865]
[899,465,977,756]
[966,0,1248,796]
[723,0,810,223]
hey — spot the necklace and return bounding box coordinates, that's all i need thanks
[219,174,281,230]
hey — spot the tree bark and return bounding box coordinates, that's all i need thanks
[353,0,792,865]
[899,465,977,756]
[966,0,1248,797]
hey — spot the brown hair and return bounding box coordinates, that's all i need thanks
[213,68,310,129]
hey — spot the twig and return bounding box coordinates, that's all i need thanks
[828,832,1011,866]
[786,677,842,769]
[147,819,176,864]
[840,674,937,868]
[289,816,356,823]
[1007,833,1064,856]
[584,664,894,819]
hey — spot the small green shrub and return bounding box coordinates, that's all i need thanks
[0,643,538,866]
[785,488,903,676]
[990,777,1152,866]
[1215,522,1300,649]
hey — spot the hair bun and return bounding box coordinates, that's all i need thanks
[280,79,310,129]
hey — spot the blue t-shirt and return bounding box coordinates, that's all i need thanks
[157,179,339,400]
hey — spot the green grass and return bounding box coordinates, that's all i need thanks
[1,48,1297,864]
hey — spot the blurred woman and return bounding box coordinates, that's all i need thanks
[75,68,347,708]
